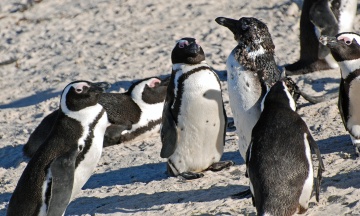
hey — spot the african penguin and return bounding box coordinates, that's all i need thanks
[285,0,357,75]
[7,81,110,216]
[23,77,168,158]
[160,37,233,180]
[246,78,324,216]
[320,32,360,156]
[215,17,283,161]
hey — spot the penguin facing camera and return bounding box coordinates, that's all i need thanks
[320,32,360,156]
[23,76,168,158]
[7,81,110,216]
[285,0,357,75]
[246,78,324,215]
[160,37,234,180]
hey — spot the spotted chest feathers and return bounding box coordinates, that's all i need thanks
[169,62,225,173]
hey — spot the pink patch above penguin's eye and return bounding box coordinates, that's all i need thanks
[148,79,161,88]
[338,35,352,45]
[178,40,189,48]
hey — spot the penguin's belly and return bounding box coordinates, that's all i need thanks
[170,71,225,173]
[338,0,357,33]
[347,79,360,138]
[71,113,109,199]
[226,53,262,160]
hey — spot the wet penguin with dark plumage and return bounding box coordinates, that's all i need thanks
[160,37,233,180]
[246,78,324,216]
[7,81,110,216]
[320,32,360,156]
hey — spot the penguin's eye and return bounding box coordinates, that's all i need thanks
[345,40,352,45]
[75,88,83,93]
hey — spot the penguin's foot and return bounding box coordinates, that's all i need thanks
[207,161,234,172]
[231,188,252,199]
[284,59,334,75]
[179,172,204,180]
[354,143,360,157]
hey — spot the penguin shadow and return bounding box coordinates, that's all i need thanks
[316,134,352,155]
[300,77,340,93]
[210,67,227,82]
[0,88,60,109]
[0,145,28,169]
[0,193,12,215]
[66,184,247,215]
[221,150,245,165]
[83,162,168,189]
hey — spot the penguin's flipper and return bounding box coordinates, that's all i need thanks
[309,0,338,59]
[338,80,349,128]
[160,100,178,158]
[299,89,338,104]
[307,133,325,202]
[47,147,78,215]
[103,123,133,147]
[23,109,60,158]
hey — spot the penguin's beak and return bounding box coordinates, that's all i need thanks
[188,43,200,54]
[319,35,337,47]
[215,17,237,32]
[91,82,111,93]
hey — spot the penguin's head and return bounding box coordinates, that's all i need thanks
[128,77,167,105]
[261,78,297,112]
[215,16,275,54]
[171,37,205,64]
[60,81,111,112]
[319,32,360,62]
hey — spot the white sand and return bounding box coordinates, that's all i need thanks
[0,0,360,215]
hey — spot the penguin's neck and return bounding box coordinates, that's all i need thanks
[172,61,209,73]
[338,59,360,78]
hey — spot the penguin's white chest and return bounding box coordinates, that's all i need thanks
[346,78,360,138]
[338,0,357,33]
[169,69,225,173]
[226,50,263,160]
[71,112,109,199]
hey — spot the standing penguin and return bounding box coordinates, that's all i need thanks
[215,17,283,161]
[285,0,357,75]
[7,81,110,216]
[23,76,168,158]
[247,78,324,216]
[160,37,233,180]
[320,32,360,156]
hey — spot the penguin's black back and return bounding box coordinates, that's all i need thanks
[7,112,82,216]
[248,81,311,215]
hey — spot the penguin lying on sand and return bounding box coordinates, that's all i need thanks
[7,81,110,216]
[215,16,337,161]
[320,32,360,156]
[160,37,234,180]
[285,0,357,75]
[23,77,168,158]
[246,78,324,215]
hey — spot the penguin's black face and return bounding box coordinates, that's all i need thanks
[171,37,205,64]
[319,33,360,61]
[215,16,274,54]
[61,81,110,112]
[128,77,168,104]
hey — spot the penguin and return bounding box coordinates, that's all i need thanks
[23,76,168,158]
[246,78,325,216]
[215,16,284,161]
[319,32,360,156]
[7,80,110,216]
[160,37,233,180]
[285,0,357,75]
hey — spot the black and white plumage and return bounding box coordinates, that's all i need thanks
[285,0,357,75]
[23,77,168,158]
[160,37,233,180]
[320,32,360,156]
[7,81,110,216]
[215,17,283,161]
[246,78,324,216]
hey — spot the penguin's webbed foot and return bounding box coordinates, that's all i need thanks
[231,188,252,199]
[207,160,234,172]
[179,172,204,180]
